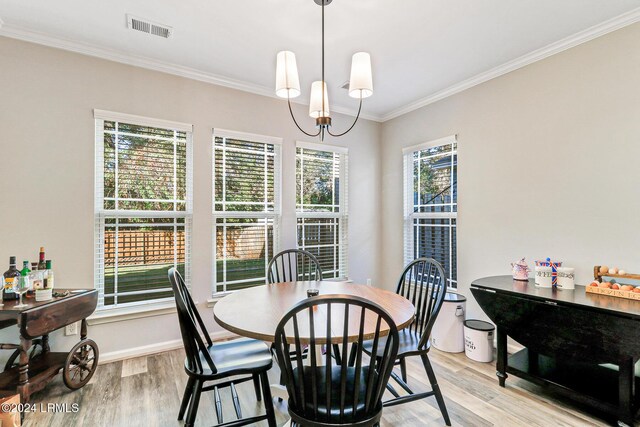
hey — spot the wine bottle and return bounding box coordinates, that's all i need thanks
[44,260,54,289]
[37,247,46,270]
[3,257,20,300]
[20,261,31,291]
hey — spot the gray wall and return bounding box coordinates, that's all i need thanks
[0,36,382,358]
[380,23,640,318]
[1,20,638,358]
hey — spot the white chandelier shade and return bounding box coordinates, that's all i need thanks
[275,51,301,99]
[308,81,330,118]
[348,52,373,99]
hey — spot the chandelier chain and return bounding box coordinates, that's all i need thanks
[321,0,326,116]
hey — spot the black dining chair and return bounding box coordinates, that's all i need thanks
[268,248,323,283]
[267,249,323,400]
[362,258,451,425]
[168,268,277,427]
[274,294,400,427]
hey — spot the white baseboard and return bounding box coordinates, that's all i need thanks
[99,339,184,364]
[98,331,234,364]
[100,331,525,365]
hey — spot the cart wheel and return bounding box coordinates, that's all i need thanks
[63,339,99,390]
[4,339,44,371]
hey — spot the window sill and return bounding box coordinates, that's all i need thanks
[206,293,229,308]
[88,301,177,326]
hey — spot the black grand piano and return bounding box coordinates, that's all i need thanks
[471,276,640,426]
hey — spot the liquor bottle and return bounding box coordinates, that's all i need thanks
[20,261,31,290]
[29,262,43,295]
[44,260,54,289]
[3,257,20,300]
[37,247,46,270]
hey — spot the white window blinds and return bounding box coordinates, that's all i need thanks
[213,129,282,294]
[94,110,193,309]
[296,141,348,280]
[403,135,457,288]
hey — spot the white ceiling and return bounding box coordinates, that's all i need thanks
[1,0,639,121]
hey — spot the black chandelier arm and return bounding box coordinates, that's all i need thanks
[326,97,363,137]
[287,97,321,137]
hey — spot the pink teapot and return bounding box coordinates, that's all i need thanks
[511,258,530,281]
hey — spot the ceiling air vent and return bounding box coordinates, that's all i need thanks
[126,14,173,39]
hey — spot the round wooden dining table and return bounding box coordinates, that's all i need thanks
[214,281,415,404]
[213,281,415,343]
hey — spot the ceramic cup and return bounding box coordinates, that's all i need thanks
[535,266,553,288]
[556,267,575,290]
[535,259,563,285]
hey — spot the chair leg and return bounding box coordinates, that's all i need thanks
[178,376,195,420]
[332,344,342,364]
[260,371,277,427]
[348,342,358,366]
[272,345,284,402]
[185,378,203,427]
[400,358,408,384]
[253,374,262,401]
[421,354,451,426]
[278,370,285,402]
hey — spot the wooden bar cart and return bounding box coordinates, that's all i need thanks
[0,289,98,402]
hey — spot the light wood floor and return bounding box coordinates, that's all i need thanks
[21,347,622,427]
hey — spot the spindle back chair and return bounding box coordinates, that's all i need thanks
[396,257,448,351]
[170,268,214,375]
[362,258,451,425]
[268,249,323,283]
[169,268,276,427]
[274,295,399,427]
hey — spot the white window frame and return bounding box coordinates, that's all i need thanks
[212,129,282,295]
[403,135,457,288]
[296,141,349,280]
[94,109,193,311]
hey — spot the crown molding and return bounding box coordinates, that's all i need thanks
[2,6,639,124]
[0,23,276,96]
[380,6,640,122]
[0,22,382,122]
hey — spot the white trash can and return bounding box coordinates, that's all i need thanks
[431,293,466,353]
[463,319,495,363]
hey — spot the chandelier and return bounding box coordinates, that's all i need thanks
[275,0,373,141]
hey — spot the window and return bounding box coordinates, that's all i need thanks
[94,110,193,309]
[403,135,457,288]
[296,141,348,280]
[213,129,281,294]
